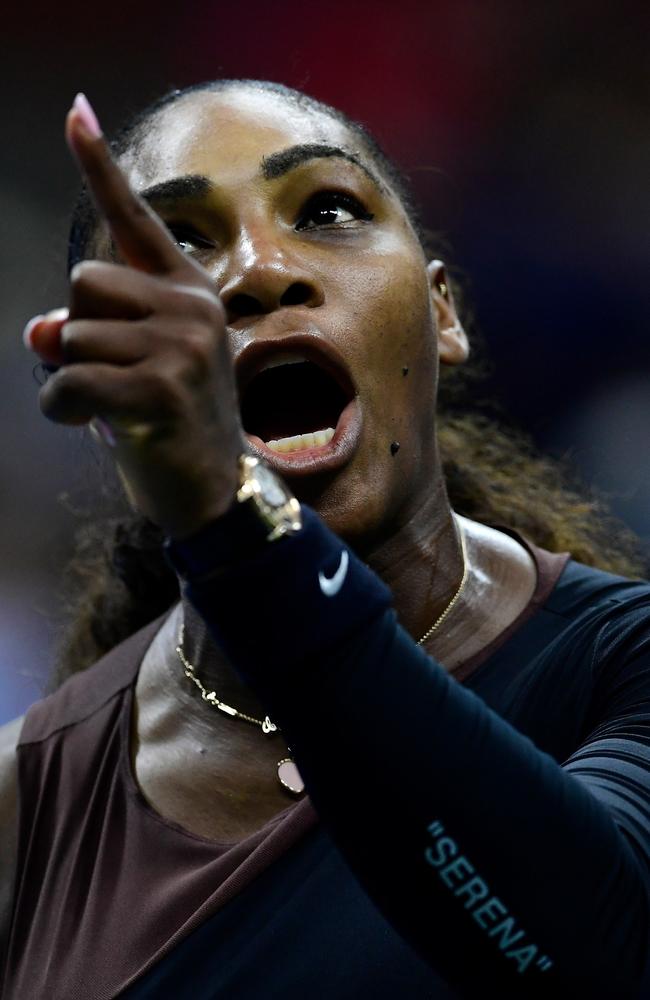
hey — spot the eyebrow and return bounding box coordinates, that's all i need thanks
[138,143,386,206]
[261,143,385,191]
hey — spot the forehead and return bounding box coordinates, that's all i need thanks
[121,88,358,191]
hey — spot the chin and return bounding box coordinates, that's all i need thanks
[296,468,399,555]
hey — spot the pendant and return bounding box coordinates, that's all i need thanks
[278,758,305,795]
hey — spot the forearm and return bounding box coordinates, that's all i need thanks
[170,507,650,996]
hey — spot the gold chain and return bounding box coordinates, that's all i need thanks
[174,515,469,728]
[176,624,278,732]
[416,517,469,644]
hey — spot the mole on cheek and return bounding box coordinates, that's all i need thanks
[402,366,409,376]
[390,441,400,456]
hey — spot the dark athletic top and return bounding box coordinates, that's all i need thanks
[3,507,650,998]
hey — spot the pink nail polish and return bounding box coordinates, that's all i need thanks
[72,93,102,138]
[23,315,45,349]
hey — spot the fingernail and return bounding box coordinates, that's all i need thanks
[44,307,70,323]
[90,417,117,448]
[72,93,102,138]
[23,315,45,349]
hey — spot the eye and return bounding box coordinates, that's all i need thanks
[296,192,373,231]
[165,224,215,255]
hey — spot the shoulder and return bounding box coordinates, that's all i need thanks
[549,561,650,655]
[0,714,22,833]
[549,557,650,617]
[19,614,169,747]
[0,716,24,959]
[544,562,650,717]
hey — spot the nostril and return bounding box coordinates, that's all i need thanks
[280,282,312,307]
[227,293,263,319]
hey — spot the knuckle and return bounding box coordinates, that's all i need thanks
[70,259,93,282]
[142,314,214,379]
[70,259,102,293]
[138,368,184,415]
[172,282,224,325]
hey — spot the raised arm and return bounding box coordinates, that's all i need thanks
[26,95,245,543]
[167,508,650,998]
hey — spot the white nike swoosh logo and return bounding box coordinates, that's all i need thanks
[318,550,349,597]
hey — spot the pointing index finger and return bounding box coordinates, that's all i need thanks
[66,93,186,276]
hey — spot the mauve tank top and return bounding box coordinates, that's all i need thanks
[2,537,566,998]
[2,614,319,999]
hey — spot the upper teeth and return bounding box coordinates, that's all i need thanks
[259,353,309,372]
[266,428,335,453]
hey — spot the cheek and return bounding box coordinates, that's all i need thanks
[339,253,437,407]
[312,257,439,535]
[330,254,439,489]
[340,250,433,350]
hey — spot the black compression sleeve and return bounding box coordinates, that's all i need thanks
[168,506,650,997]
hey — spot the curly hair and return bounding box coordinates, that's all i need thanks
[50,79,648,690]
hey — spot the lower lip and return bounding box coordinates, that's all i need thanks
[244,397,362,478]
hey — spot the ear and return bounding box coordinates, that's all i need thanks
[427,259,469,366]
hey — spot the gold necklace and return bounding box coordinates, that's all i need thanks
[175,622,305,796]
[417,516,469,644]
[174,515,468,797]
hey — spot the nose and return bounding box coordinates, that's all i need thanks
[218,226,323,324]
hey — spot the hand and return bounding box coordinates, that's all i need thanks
[24,95,244,540]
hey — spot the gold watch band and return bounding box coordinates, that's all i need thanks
[236,454,302,541]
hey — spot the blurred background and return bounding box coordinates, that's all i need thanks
[1,0,648,722]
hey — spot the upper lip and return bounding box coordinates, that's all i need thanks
[235,332,356,404]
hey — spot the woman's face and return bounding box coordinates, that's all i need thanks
[109,88,465,544]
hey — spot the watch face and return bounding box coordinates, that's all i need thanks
[256,463,289,508]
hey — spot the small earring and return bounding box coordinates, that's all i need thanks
[438,281,448,299]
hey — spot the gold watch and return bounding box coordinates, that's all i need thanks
[236,454,302,542]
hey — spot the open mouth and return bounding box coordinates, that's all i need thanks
[241,357,352,454]
[236,337,362,477]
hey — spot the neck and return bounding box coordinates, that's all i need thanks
[360,478,465,646]
[174,477,468,718]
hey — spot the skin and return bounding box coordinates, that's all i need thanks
[1,87,537,872]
